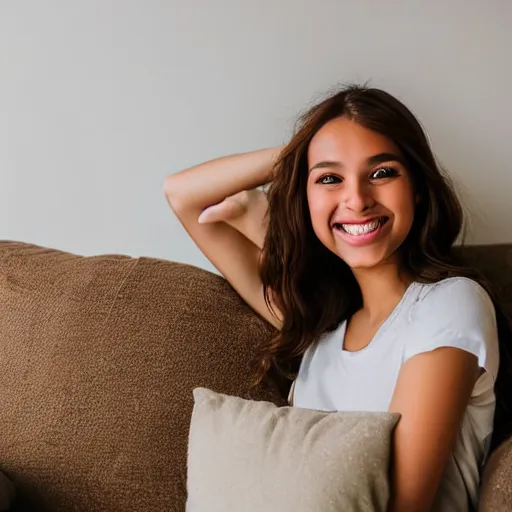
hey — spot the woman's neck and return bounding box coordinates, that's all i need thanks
[352,262,412,326]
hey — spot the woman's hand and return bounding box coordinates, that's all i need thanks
[198,190,254,224]
[198,189,269,249]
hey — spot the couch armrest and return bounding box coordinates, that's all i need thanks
[479,437,512,511]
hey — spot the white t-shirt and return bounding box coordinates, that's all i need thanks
[291,277,499,512]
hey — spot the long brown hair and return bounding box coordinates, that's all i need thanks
[256,84,512,450]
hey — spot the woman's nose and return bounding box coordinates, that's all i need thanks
[342,181,375,212]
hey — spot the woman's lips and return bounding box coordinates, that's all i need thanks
[332,217,390,246]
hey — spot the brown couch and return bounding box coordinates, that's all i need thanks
[0,240,510,511]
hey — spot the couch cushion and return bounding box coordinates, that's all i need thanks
[0,241,283,511]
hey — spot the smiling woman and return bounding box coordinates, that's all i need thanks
[164,84,512,512]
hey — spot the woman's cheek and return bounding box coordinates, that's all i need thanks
[310,209,333,249]
[307,189,332,241]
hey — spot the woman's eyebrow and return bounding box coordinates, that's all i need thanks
[309,152,406,174]
[366,152,406,167]
[308,160,341,173]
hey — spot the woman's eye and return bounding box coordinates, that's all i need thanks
[371,167,399,180]
[317,175,341,185]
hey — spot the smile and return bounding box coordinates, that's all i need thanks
[332,217,389,245]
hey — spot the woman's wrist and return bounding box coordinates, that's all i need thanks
[226,189,269,249]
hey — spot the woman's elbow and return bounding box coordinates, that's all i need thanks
[163,174,186,212]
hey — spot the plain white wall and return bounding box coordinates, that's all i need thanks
[1,0,511,272]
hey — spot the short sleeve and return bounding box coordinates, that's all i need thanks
[404,278,499,382]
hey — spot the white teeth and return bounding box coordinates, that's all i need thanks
[339,219,381,236]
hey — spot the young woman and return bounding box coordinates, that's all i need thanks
[164,85,512,511]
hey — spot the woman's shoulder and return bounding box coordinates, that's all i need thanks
[406,276,499,379]
[414,276,495,316]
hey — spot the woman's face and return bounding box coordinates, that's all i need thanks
[306,117,416,270]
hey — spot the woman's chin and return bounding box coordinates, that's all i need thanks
[334,245,396,271]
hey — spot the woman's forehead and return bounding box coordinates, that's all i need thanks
[308,118,402,166]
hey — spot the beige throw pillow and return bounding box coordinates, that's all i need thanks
[187,387,400,512]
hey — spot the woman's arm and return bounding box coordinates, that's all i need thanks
[388,348,479,511]
[164,147,283,329]
[165,148,280,214]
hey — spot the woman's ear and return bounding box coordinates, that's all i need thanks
[415,194,421,205]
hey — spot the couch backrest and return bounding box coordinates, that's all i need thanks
[460,244,512,318]
[0,241,283,511]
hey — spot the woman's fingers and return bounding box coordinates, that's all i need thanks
[198,197,247,224]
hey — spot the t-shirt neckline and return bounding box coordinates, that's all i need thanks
[340,281,418,356]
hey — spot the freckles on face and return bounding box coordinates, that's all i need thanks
[305,117,416,269]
